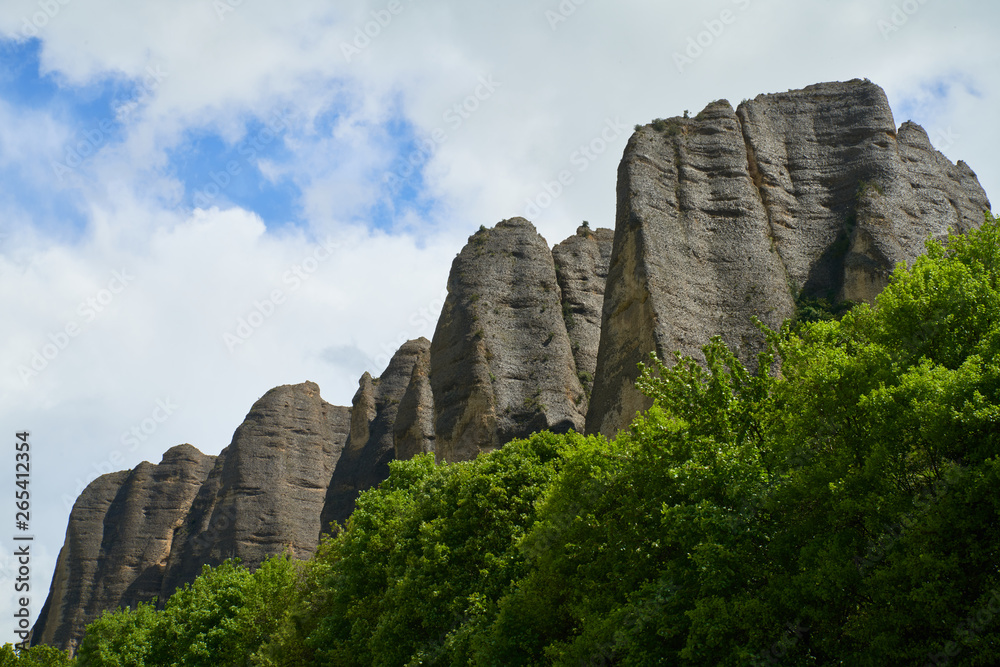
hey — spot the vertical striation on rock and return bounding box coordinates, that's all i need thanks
[552,225,614,410]
[430,218,586,462]
[93,445,216,608]
[320,339,429,532]
[393,338,436,460]
[35,79,994,656]
[161,381,350,596]
[587,79,991,438]
[32,472,130,653]
[587,98,793,437]
[32,446,214,653]
[736,80,989,304]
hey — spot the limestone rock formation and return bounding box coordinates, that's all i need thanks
[320,339,429,531]
[552,225,614,409]
[32,446,214,653]
[32,382,350,653]
[394,339,436,460]
[737,82,988,304]
[586,79,991,437]
[430,218,587,462]
[35,79,992,655]
[162,382,349,593]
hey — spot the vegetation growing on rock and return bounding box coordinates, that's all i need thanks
[16,213,997,665]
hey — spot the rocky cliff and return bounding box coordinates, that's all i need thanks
[586,79,990,436]
[429,219,589,462]
[33,222,616,652]
[32,446,214,653]
[159,382,350,596]
[320,338,430,530]
[33,383,350,652]
[33,79,991,652]
[553,225,615,408]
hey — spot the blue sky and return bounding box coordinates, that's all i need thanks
[0,0,997,649]
[0,36,442,236]
[166,123,303,225]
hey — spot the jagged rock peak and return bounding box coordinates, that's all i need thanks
[159,381,350,605]
[586,78,991,438]
[552,224,614,411]
[320,339,430,532]
[32,446,216,653]
[160,442,210,465]
[430,217,586,462]
[394,337,435,461]
[347,373,377,453]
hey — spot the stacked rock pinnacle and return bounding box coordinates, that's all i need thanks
[33,80,991,653]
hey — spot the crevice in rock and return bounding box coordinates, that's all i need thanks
[736,108,795,296]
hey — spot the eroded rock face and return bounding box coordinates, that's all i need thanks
[320,339,429,531]
[586,79,991,437]
[157,447,230,602]
[36,79,992,655]
[737,82,989,304]
[95,446,217,607]
[32,447,213,653]
[163,382,350,592]
[394,338,435,460]
[553,225,615,409]
[35,383,352,653]
[430,218,587,462]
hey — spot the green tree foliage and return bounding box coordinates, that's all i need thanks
[76,555,301,666]
[74,601,159,667]
[261,432,581,666]
[0,644,74,666]
[750,215,1000,664]
[477,332,781,665]
[479,214,1000,665]
[68,214,1000,665]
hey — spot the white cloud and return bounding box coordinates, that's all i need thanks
[0,0,997,646]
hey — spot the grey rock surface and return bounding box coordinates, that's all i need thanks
[552,225,614,410]
[163,381,350,590]
[32,446,213,653]
[393,337,436,460]
[95,445,216,608]
[586,79,991,437]
[737,81,989,303]
[320,339,428,531]
[430,218,587,462]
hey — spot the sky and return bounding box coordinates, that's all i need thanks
[0,0,997,648]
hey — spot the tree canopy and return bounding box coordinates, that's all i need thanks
[45,213,1000,665]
